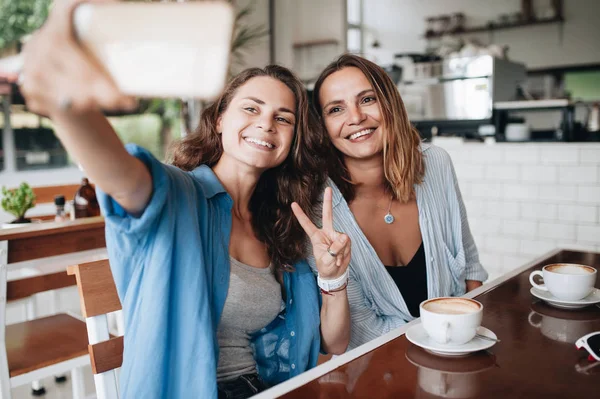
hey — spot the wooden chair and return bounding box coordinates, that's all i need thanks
[0,218,107,399]
[2,183,80,334]
[0,266,90,399]
[3,183,81,394]
[68,260,122,399]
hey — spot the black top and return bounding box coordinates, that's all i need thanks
[384,242,427,318]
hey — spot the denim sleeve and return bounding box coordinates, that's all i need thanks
[96,144,192,296]
[97,144,172,237]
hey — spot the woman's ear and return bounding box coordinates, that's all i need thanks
[216,116,222,134]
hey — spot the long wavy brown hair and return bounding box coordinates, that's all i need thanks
[170,66,327,271]
[313,54,424,203]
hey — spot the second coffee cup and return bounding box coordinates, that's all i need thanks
[529,263,596,301]
[420,297,483,346]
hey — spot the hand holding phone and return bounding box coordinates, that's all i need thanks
[0,1,234,116]
[73,1,234,99]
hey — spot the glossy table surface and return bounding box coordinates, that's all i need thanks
[276,250,600,399]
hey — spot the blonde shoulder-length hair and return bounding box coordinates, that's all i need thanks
[312,53,424,203]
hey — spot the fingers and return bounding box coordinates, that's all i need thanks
[339,244,351,270]
[46,0,86,45]
[321,234,349,268]
[18,0,132,117]
[322,187,334,232]
[61,43,136,112]
[342,243,350,259]
[316,233,351,280]
[291,202,318,237]
[326,234,347,257]
[0,68,18,82]
[336,235,351,267]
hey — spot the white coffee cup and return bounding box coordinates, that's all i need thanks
[529,263,596,301]
[420,297,483,346]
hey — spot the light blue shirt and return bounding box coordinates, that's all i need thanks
[97,144,320,399]
[307,144,488,349]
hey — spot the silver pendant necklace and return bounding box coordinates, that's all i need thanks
[358,187,395,224]
[383,195,395,224]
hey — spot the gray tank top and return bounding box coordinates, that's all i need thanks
[216,257,283,382]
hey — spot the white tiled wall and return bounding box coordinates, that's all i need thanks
[434,140,600,281]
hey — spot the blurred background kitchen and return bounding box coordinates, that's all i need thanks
[1,0,599,281]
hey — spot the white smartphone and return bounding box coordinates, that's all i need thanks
[0,1,234,100]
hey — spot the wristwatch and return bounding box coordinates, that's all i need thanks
[317,268,349,292]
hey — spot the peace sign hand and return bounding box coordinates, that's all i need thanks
[291,187,351,280]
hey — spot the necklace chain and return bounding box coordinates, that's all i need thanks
[355,186,395,224]
[373,195,393,213]
[383,195,395,224]
[359,189,395,224]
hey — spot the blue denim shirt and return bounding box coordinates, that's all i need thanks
[97,144,320,399]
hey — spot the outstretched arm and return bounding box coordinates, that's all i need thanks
[9,0,151,215]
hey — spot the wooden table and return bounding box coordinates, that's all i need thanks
[257,249,600,399]
[0,216,107,308]
[0,216,106,265]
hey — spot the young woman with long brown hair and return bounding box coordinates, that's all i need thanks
[308,54,488,350]
[9,2,351,397]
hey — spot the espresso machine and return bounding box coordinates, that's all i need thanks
[397,55,527,140]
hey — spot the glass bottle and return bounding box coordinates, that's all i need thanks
[73,177,100,218]
[54,195,67,222]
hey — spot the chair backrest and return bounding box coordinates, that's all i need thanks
[0,218,107,399]
[0,256,81,399]
[31,184,80,206]
[31,184,80,221]
[67,260,122,399]
[1,184,80,222]
[6,271,77,301]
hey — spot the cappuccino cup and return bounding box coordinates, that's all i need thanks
[529,263,596,301]
[420,298,483,346]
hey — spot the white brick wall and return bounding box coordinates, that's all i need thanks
[521,165,557,183]
[434,140,600,282]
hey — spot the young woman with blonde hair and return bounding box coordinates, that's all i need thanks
[309,54,488,350]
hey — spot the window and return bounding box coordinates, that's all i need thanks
[14,125,69,171]
[0,96,6,172]
[2,107,70,171]
[346,0,363,54]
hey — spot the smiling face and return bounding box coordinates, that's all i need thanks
[318,67,384,161]
[217,76,297,171]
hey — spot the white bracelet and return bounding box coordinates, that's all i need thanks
[317,268,349,292]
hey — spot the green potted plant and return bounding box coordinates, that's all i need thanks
[1,183,36,226]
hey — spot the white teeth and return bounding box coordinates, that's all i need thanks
[244,137,274,149]
[348,128,374,140]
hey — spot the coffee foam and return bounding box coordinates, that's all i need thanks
[546,264,595,275]
[422,298,481,315]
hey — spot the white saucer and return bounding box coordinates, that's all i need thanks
[405,323,497,357]
[530,287,600,310]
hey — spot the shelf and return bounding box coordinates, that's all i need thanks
[293,39,339,49]
[425,17,564,39]
[494,99,571,110]
[528,62,600,76]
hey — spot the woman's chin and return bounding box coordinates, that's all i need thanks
[342,146,383,162]
[245,158,283,172]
